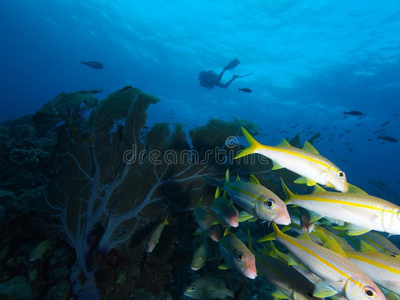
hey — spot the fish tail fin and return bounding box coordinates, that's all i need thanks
[280,178,294,203]
[234,127,262,159]
[258,223,281,242]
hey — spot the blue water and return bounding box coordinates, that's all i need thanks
[1,0,399,197]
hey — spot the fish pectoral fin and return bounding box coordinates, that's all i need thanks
[358,240,378,253]
[294,176,307,184]
[248,216,258,222]
[218,262,232,270]
[271,289,289,299]
[313,282,338,298]
[272,161,284,170]
[386,289,400,300]
[337,224,371,236]
[238,211,254,222]
[293,176,317,186]
[308,210,323,223]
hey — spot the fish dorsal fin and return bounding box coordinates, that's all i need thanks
[225,169,230,182]
[312,184,327,194]
[297,232,312,242]
[302,141,320,154]
[359,240,378,253]
[214,187,220,199]
[223,190,227,198]
[313,282,338,298]
[315,226,347,258]
[347,183,367,194]
[249,174,260,185]
[276,138,291,148]
[236,174,241,182]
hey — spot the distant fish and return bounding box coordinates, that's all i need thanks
[373,129,385,135]
[381,120,390,127]
[29,239,51,261]
[147,212,169,253]
[378,136,398,143]
[344,110,363,116]
[81,61,104,69]
[238,88,252,93]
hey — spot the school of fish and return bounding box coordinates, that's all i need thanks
[145,126,400,300]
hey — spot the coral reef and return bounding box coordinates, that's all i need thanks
[0,86,282,299]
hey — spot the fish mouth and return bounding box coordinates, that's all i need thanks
[245,270,257,279]
[274,214,291,225]
[191,266,201,271]
[228,217,239,227]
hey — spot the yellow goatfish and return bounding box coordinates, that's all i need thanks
[191,240,208,271]
[344,240,400,295]
[246,229,321,300]
[219,233,257,279]
[282,179,400,236]
[259,223,385,300]
[184,274,234,299]
[29,239,51,262]
[355,232,400,258]
[208,170,290,225]
[147,212,169,253]
[235,127,348,192]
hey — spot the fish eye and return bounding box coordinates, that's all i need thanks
[225,209,229,216]
[306,290,313,298]
[191,286,196,292]
[338,171,345,178]
[363,286,376,298]
[264,198,275,208]
[236,252,244,262]
[210,226,215,231]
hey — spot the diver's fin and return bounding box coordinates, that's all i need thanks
[223,58,240,71]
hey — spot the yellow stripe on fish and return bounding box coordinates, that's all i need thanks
[235,127,348,192]
[281,180,400,235]
[261,223,385,300]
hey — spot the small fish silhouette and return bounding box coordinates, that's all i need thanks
[238,88,252,93]
[81,61,104,69]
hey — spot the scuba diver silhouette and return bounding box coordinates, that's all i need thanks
[198,58,249,89]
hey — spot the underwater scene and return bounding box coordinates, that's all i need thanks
[1,0,400,299]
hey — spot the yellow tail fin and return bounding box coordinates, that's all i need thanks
[234,127,262,159]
